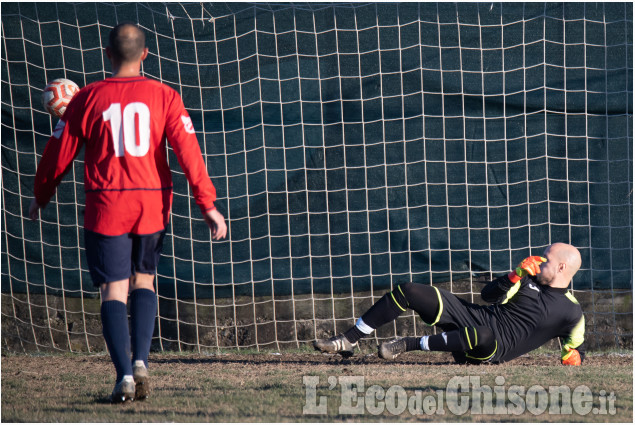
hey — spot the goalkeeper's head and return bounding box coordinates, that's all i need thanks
[536,243,582,289]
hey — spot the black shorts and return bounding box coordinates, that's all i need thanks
[426,287,501,363]
[427,287,493,329]
[84,229,165,286]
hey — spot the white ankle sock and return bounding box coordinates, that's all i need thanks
[420,336,430,351]
[355,317,374,334]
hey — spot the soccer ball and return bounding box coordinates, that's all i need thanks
[42,78,80,118]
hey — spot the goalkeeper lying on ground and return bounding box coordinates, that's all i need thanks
[314,242,585,365]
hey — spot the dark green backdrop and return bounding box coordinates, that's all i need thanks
[1,3,632,300]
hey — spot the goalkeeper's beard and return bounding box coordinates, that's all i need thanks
[534,272,550,286]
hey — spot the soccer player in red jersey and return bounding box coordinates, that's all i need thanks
[29,23,227,402]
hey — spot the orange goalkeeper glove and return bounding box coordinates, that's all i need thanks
[508,256,547,283]
[562,348,582,366]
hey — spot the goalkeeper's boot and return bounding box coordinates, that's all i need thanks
[111,376,135,403]
[313,334,357,357]
[132,360,149,400]
[378,337,408,360]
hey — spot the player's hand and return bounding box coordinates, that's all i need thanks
[508,256,546,283]
[562,348,582,366]
[28,198,43,221]
[515,256,547,277]
[204,208,227,241]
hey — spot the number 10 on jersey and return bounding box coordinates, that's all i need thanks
[103,102,151,157]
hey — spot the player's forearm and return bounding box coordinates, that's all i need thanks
[33,154,73,207]
[194,185,217,214]
[174,150,218,212]
[182,171,217,213]
[34,124,84,206]
[480,274,517,303]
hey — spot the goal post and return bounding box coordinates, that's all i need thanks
[1,2,632,353]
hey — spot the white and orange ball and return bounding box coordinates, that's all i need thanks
[42,78,80,118]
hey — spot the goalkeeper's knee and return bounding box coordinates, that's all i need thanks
[461,326,497,361]
[360,283,424,329]
[397,281,441,324]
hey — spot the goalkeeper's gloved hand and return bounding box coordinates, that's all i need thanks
[508,256,547,283]
[562,348,582,366]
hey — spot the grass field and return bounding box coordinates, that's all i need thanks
[1,348,632,422]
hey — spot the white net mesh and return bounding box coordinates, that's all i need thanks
[1,2,632,353]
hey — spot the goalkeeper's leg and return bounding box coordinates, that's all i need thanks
[379,326,497,361]
[314,282,440,354]
[345,281,441,342]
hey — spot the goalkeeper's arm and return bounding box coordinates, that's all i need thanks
[481,256,546,304]
[480,274,518,304]
[561,316,586,366]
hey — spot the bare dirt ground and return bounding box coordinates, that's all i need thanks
[4,350,632,382]
[2,286,632,421]
[1,350,632,422]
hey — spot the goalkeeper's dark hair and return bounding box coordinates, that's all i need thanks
[109,23,146,63]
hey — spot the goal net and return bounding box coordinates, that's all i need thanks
[1,2,632,354]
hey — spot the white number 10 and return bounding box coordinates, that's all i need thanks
[103,102,151,157]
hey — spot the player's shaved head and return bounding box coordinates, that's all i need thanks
[108,23,146,63]
[549,242,582,278]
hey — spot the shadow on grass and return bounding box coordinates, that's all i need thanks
[149,353,456,367]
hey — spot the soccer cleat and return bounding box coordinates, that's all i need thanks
[313,334,357,357]
[378,337,408,360]
[111,376,135,403]
[132,360,149,400]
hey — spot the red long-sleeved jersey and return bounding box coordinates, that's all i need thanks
[34,76,216,236]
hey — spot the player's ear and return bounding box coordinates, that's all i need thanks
[140,47,149,61]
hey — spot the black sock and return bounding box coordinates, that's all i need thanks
[101,300,132,381]
[360,288,408,329]
[403,337,421,351]
[130,289,157,368]
[427,330,466,352]
[423,327,497,361]
[343,326,365,344]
